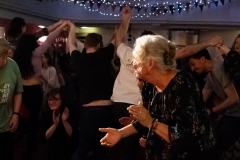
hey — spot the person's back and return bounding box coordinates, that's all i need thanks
[68,30,116,160]
[72,35,115,105]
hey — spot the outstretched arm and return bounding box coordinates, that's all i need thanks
[115,6,132,48]
[175,36,223,60]
[99,124,137,147]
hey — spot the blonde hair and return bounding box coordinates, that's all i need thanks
[0,38,10,56]
[132,35,176,74]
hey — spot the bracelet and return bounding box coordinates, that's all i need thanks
[41,28,49,36]
[152,120,159,132]
[149,118,156,130]
[13,112,20,116]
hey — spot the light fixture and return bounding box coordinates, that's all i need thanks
[38,25,45,28]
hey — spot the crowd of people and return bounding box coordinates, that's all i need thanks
[0,6,240,160]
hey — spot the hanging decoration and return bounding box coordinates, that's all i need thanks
[41,0,231,18]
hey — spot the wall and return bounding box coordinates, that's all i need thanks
[0,0,240,27]
[0,0,239,54]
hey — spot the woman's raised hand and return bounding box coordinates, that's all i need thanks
[127,101,153,129]
[53,110,60,126]
[61,107,69,123]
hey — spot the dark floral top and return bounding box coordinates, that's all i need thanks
[224,50,240,89]
[132,71,215,160]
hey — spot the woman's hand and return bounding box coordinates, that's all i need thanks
[59,20,69,31]
[62,107,69,123]
[67,21,76,31]
[139,137,147,148]
[99,128,122,147]
[127,102,153,128]
[53,110,60,126]
[119,117,134,126]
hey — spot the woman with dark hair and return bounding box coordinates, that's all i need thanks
[13,21,68,159]
[41,51,60,98]
[39,88,75,160]
[6,17,65,48]
[216,35,240,89]
[6,17,26,46]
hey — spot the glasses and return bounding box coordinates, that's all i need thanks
[47,98,61,102]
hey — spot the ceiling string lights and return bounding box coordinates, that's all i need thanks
[58,0,231,18]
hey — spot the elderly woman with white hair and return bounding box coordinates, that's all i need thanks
[99,35,215,160]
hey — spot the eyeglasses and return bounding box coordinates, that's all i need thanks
[47,98,61,102]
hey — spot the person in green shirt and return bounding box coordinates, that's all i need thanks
[0,38,23,160]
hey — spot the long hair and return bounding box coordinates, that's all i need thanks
[232,34,240,51]
[13,34,39,79]
[43,88,66,114]
[43,51,54,67]
[7,17,25,38]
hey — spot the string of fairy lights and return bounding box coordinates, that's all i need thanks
[59,0,230,18]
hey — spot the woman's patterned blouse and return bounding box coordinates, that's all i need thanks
[224,50,240,89]
[132,71,215,160]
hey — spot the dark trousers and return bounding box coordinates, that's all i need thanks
[113,102,142,160]
[0,131,15,160]
[22,85,42,154]
[72,105,115,160]
[211,115,240,159]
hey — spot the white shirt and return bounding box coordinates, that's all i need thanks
[41,66,60,94]
[111,43,142,105]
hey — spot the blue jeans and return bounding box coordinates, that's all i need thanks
[72,105,115,160]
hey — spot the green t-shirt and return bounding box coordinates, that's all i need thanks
[0,58,23,132]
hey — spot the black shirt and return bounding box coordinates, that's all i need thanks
[39,108,76,160]
[71,43,115,104]
[224,49,240,89]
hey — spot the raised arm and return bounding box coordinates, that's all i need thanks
[68,22,77,55]
[34,20,64,40]
[217,43,231,55]
[46,20,64,33]
[116,6,132,48]
[175,36,223,60]
[34,21,68,57]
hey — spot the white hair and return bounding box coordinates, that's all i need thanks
[132,35,176,74]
